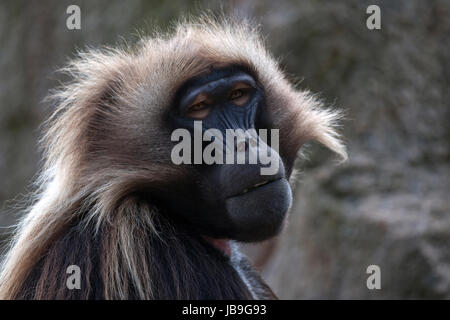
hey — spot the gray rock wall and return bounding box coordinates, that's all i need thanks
[244,0,450,299]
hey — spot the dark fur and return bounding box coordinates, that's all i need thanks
[19,210,274,299]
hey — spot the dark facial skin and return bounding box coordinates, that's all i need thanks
[164,66,292,242]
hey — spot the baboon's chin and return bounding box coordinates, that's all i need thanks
[225,178,292,242]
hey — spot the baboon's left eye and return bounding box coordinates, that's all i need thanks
[229,83,251,106]
[230,90,244,100]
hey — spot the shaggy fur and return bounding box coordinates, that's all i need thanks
[0,16,346,299]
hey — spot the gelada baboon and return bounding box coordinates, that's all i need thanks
[0,17,346,299]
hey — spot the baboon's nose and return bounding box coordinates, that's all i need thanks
[236,140,248,153]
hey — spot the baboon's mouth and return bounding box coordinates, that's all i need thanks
[228,178,282,199]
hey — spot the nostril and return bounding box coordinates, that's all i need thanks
[236,140,247,153]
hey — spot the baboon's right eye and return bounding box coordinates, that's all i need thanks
[186,94,211,119]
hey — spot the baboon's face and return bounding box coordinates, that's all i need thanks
[157,66,292,242]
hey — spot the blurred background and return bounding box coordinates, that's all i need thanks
[0,0,449,299]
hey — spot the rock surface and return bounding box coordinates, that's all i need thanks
[241,0,450,299]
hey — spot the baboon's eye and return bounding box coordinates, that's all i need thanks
[186,94,211,119]
[229,83,252,106]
